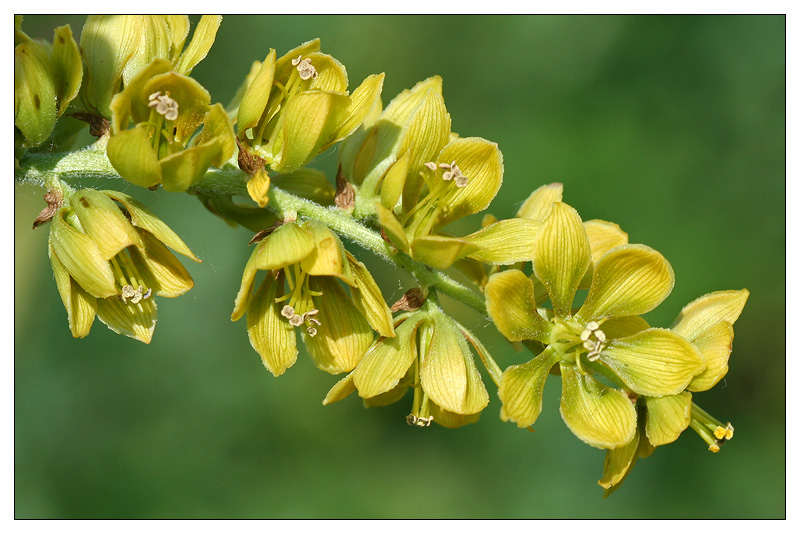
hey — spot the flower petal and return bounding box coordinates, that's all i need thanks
[644,391,692,446]
[584,219,628,264]
[303,277,373,375]
[346,252,395,338]
[49,243,97,338]
[252,221,315,271]
[246,273,297,376]
[598,431,640,492]
[687,321,734,392]
[128,230,194,298]
[322,372,357,405]
[236,49,276,134]
[671,289,749,342]
[559,363,637,449]
[498,346,558,428]
[516,182,563,222]
[463,218,540,265]
[597,328,705,397]
[410,235,479,270]
[374,202,410,253]
[533,202,591,317]
[353,315,422,398]
[96,293,157,344]
[578,244,674,322]
[430,403,481,429]
[420,313,489,415]
[485,269,551,343]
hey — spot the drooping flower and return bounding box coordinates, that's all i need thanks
[231,218,394,376]
[47,188,200,342]
[323,299,496,429]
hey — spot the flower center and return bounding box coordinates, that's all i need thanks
[403,160,471,239]
[549,318,607,371]
[274,263,322,336]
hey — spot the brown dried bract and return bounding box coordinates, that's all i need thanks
[236,137,266,175]
[32,189,63,229]
[70,112,109,138]
[390,287,426,312]
[334,165,355,210]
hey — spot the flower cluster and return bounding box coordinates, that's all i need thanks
[16,15,749,495]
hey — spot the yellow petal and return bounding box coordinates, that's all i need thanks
[246,168,271,208]
[236,49,276,134]
[597,328,706,397]
[106,125,163,189]
[51,25,82,116]
[420,312,489,415]
[559,363,637,449]
[252,221,315,271]
[687,321,734,392]
[96,293,157,344]
[410,235,479,270]
[330,73,385,146]
[578,244,674,322]
[303,277,373,375]
[353,316,422,398]
[379,149,410,210]
[272,168,335,206]
[69,189,141,260]
[432,137,503,228]
[598,432,639,492]
[374,202,409,253]
[515,182,563,222]
[584,219,628,264]
[671,289,749,342]
[644,391,692,446]
[50,209,117,298]
[346,252,395,338]
[102,190,201,262]
[49,243,97,338]
[299,220,347,279]
[173,15,221,75]
[430,403,481,429]
[463,218,540,265]
[533,202,591,317]
[323,372,357,405]
[485,269,551,343]
[128,231,194,298]
[231,253,260,322]
[246,273,297,376]
[498,347,558,428]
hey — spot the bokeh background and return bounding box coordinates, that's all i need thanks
[15,15,785,518]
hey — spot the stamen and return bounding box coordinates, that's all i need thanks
[148,91,179,121]
[580,322,607,361]
[423,162,438,171]
[306,327,317,337]
[292,56,318,80]
[406,414,433,427]
[281,305,295,319]
[289,314,304,327]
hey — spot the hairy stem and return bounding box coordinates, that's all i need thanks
[15,144,487,314]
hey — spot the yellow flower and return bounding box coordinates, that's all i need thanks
[48,189,200,343]
[231,219,394,376]
[323,305,491,429]
[486,200,706,449]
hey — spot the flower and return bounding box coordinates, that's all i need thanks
[486,199,707,449]
[106,59,235,192]
[47,188,200,342]
[231,219,394,376]
[323,301,493,429]
[233,39,384,206]
[79,15,221,119]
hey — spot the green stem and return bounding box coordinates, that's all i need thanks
[15,145,487,314]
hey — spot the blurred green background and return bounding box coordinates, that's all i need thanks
[15,15,785,518]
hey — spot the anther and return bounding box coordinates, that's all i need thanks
[406,414,433,427]
[423,162,438,171]
[148,91,179,121]
[281,305,295,319]
[292,56,318,80]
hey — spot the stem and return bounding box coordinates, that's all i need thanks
[15,145,488,314]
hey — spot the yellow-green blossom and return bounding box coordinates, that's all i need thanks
[486,199,707,449]
[106,59,235,192]
[48,188,200,343]
[231,219,394,376]
[234,39,384,206]
[324,305,493,429]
